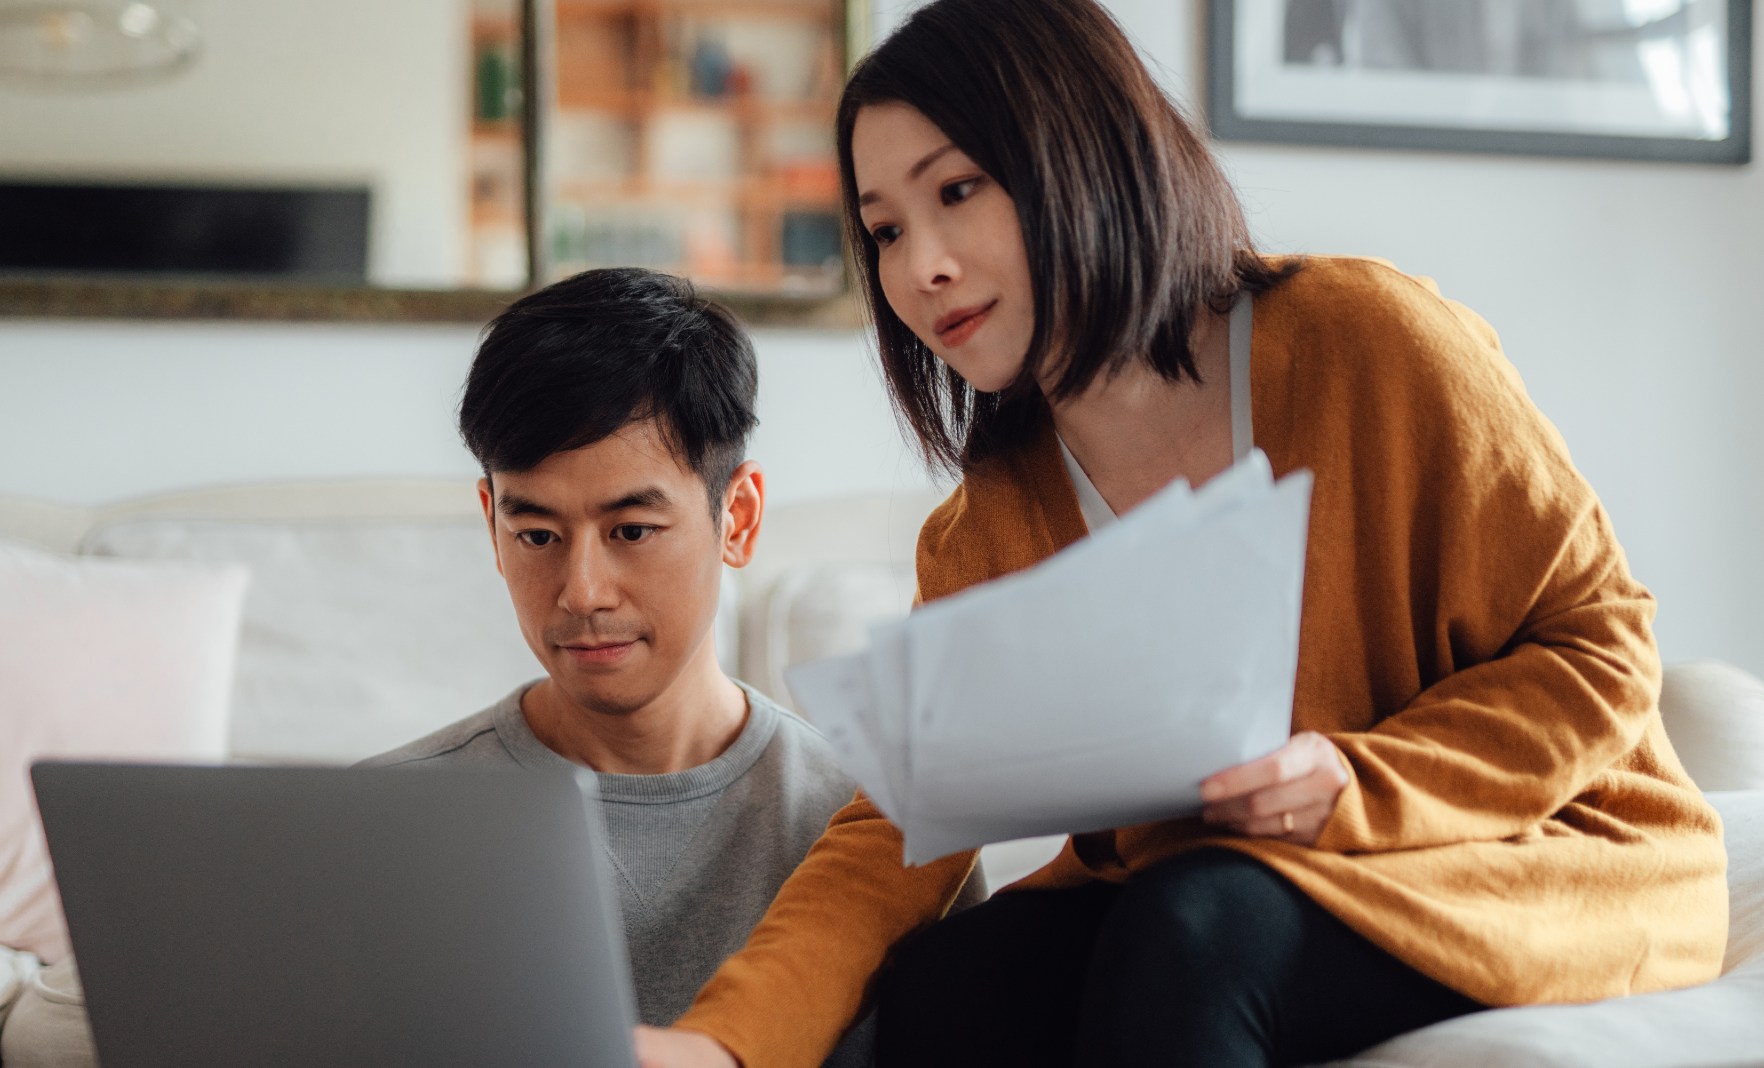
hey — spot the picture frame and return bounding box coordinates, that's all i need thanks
[1207,0,1753,164]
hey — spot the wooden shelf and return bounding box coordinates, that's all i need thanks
[559,0,833,22]
[472,14,517,38]
[551,256,840,293]
[472,201,525,229]
[551,174,837,210]
[471,120,521,142]
[555,89,833,121]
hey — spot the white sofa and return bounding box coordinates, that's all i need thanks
[1,480,1761,1067]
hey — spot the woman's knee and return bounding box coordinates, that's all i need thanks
[1095,849,1302,975]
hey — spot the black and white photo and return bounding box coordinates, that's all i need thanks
[1209,0,1753,162]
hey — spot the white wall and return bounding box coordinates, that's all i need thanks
[0,0,1758,677]
[0,319,931,508]
[0,0,470,286]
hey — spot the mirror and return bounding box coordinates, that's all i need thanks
[0,0,864,323]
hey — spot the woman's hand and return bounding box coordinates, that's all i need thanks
[633,1026,738,1068]
[1200,731,1349,846]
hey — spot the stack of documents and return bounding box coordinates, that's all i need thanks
[788,450,1313,864]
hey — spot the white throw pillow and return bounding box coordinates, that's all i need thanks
[82,517,542,764]
[0,541,246,964]
[1659,660,1764,792]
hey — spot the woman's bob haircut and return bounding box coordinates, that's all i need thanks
[837,0,1295,473]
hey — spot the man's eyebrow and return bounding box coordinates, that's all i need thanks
[598,486,674,514]
[858,143,960,208]
[495,486,675,520]
[496,493,557,519]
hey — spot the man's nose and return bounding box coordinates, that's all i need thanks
[557,540,618,615]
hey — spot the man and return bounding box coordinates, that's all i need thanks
[364,267,966,1064]
[0,268,972,1068]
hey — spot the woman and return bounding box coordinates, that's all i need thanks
[649,1,1728,1066]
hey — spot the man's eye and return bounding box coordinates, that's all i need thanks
[515,530,557,548]
[941,178,979,205]
[870,224,901,247]
[612,525,655,544]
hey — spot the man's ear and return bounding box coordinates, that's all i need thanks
[477,477,505,577]
[720,461,764,569]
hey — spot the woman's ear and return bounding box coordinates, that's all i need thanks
[720,461,765,569]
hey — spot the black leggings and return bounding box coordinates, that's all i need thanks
[875,849,1482,1068]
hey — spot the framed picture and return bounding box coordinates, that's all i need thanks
[1207,0,1753,164]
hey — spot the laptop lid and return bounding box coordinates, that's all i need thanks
[31,761,639,1068]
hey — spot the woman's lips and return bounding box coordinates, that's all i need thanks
[935,300,996,348]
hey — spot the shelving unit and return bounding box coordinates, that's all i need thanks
[542,0,847,295]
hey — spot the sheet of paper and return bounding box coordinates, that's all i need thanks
[785,651,902,825]
[787,450,1313,866]
[861,620,913,823]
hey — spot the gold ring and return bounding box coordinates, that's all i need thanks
[1280,811,1295,834]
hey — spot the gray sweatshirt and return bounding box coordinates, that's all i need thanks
[362,680,879,1064]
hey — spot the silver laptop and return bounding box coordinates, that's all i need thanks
[31,761,640,1068]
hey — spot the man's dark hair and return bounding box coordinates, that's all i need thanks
[459,268,758,518]
[835,0,1296,474]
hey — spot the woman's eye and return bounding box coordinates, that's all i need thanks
[515,530,557,548]
[870,224,901,247]
[612,525,655,544]
[941,178,980,205]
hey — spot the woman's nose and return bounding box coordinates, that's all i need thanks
[910,233,961,292]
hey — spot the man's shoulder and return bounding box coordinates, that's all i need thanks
[355,703,511,769]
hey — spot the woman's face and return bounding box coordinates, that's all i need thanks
[852,102,1034,394]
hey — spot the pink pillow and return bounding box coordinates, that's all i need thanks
[0,541,247,963]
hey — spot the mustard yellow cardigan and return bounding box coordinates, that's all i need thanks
[678,256,1728,1067]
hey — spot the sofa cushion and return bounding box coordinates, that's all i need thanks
[735,492,943,710]
[750,560,916,713]
[1321,788,1764,1067]
[0,958,95,1068]
[0,541,245,963]
[1659,660,1764,792]
[0,945,42,1030]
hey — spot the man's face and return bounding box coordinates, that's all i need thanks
[479,421,757,718]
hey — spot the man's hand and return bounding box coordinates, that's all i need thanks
[1199,731,1348,845]
[634,1026,739,1068]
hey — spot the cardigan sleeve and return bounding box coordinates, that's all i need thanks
[1315,502,1662,853]
[1311,270,1663,854]
[677,492,992,1066]
[674,791,976,1068]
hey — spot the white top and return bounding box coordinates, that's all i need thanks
[1059,294,1254,531]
